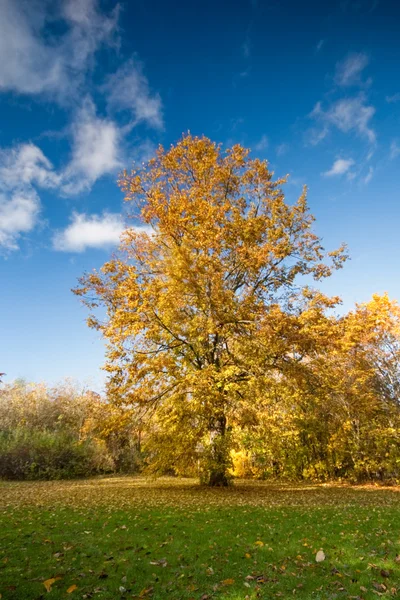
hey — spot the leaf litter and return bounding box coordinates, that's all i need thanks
[0,477,400,599]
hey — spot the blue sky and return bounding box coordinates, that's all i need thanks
[1,0,399,390]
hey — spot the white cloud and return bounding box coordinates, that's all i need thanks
[0,143,60,189]
[61,98,122,194]
[0,1,165,252]
[316,39,325,53]
[0,96,147,200]
[346,170,357,181]
[323,158,355,177]
[307,124,329,146]
[0,0,118,101]
[276,143,288,156]
[335,52,369,86]
[385,93,400,103]
[254,135,268,152]
[0,101,122,225]
[363,166,373,184]
[390,140,400,160]
[53,212,125,252]
[0,142,60,250]
[103,60,163,129]
[0,190,40,250]
[310,95,376,144]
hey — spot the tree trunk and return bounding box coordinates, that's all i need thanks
[208,414,230,486]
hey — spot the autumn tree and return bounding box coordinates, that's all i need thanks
[75,135,347,486]
[272,293,400,482]
[328,294,400,479]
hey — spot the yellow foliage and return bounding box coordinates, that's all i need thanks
[74,134,350,484]
[230,450,254,478]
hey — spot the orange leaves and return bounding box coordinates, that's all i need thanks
[43,577,61,592]
[74,133,352,481]
[67,584,78,593]
[138,587,154,597]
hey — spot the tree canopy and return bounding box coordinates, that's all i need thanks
[75,135,353,485]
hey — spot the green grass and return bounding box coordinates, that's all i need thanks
[0,477,399,599]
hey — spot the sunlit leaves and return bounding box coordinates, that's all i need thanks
[75,134,347,483]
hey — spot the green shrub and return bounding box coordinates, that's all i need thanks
[0,429,114,480]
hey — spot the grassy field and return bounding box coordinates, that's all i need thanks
[0,477,399,599]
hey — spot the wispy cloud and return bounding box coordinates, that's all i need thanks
[334,52,369,86]
[386,93,400,104]
[0,97,124,249]
[340,0,379,14]
[0,1,164,253]
[254,135,268,152]
[390,140,400,160]
[61,98,122,195]
[102,60,163,130]
[276,143,288,156]
[0,143,60,250]
[0,0,119,102]
[316,39,325,53]
[242,35,251,58]
[0,90,160,224]
[53,212,125,252]
[323,158,355,177]
[0,144,60,190]
[310,95,376,145]
[0,189,40,251]
[363,165,373,183]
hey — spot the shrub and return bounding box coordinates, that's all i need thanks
[0,428,114,480]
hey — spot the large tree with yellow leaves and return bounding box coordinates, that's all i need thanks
[75,135,347,485]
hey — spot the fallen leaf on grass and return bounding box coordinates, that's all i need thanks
[222,578,235,585]
[149,558,168,567]
[43,577,62,592]
[372,582,387,592]
[315,550,325,562]
[139,587,154,597]
[67,584,78,593]
[380,569,390,578]
[98,571,108,579]
[255,541,264,547]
